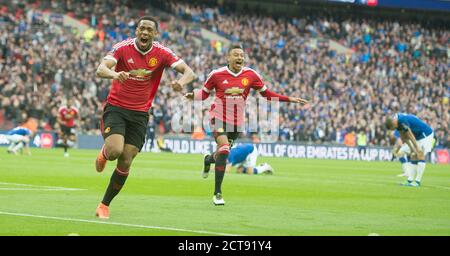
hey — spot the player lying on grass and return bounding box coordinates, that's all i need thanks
[202,143,273,177]
[5,126,32,155]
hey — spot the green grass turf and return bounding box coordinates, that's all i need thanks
[0,148,449,236]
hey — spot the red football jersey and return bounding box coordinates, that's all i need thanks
[104,38,183,112]
[58,106,79,127]
[203,66,267,125]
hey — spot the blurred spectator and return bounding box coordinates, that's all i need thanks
[344,130,356,147]
[357,129,368,154]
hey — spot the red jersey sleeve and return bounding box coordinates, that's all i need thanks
[203,71,217,93]
[250,69,265,91]
[192,71,216,100]
[249,69,290,101]
[58,107,64,119]
[104,44,123,63]
[260,88,290,102]
[72,107,79,117]
[161,46,183,69]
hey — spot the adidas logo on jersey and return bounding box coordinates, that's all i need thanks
[127,58,134,64]
[223,80,229,84]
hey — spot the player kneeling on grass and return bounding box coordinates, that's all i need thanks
[5,126,32,156]
[203,143,273,177]
[227,143,273,175]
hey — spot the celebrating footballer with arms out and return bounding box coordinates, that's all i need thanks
[94,16,196,219]
[185,44,309,205]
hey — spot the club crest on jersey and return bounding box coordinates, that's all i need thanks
[148,57,158,67]
[241,78,249,86]
[104,127,111,134]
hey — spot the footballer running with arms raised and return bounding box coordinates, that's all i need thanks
[94,16,196,219]
[185,44,308,205]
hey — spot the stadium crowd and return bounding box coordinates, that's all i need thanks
[0,0,449,148]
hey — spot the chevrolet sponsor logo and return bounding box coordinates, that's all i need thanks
[129,68,152,77]
[224,87,244,95]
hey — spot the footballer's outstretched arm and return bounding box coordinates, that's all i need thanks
[172,62,197,92]
[57,113,64,126]
[259,87,309,104]
[184,87,211,101]
[96,58,129,83]
[77,111,81,128]
[225,163,233,173]
[23,136,31,156]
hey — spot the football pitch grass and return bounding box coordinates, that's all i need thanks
[0,148,449,236]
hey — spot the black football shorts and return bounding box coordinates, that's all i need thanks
[210,117,241,147]
[60,125,76,136]
[101,103,149,151]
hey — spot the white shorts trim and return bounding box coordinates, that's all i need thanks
[243,147,258,168]
[170,59,184,69]
[5,134,26,143]
[399,133,434,155]
[103,55,118,63]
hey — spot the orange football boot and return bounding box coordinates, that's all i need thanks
[95,145,107,172]
[95,203,110,219]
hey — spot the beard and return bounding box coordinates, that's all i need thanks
[137,37,152,51]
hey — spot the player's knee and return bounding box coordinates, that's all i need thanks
[217,144,230,156]
[106,146,123,160]
[215,144,230,168]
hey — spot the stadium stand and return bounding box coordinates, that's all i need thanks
[0,0,448,148]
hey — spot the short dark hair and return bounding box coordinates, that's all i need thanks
[136,16,159,31]
[228,44,243,53]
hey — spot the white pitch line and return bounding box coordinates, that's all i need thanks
[0,182,86,191]
[0,211,242,236]
[427,185,450,191]
[0,188,85,191]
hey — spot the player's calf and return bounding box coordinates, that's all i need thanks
[202,154,215,178]
[214,144,230,196]
[11,141,25,154]
[101,167,129,206]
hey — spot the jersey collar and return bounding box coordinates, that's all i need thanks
[133,38,153,55]
[226,66,243,77]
